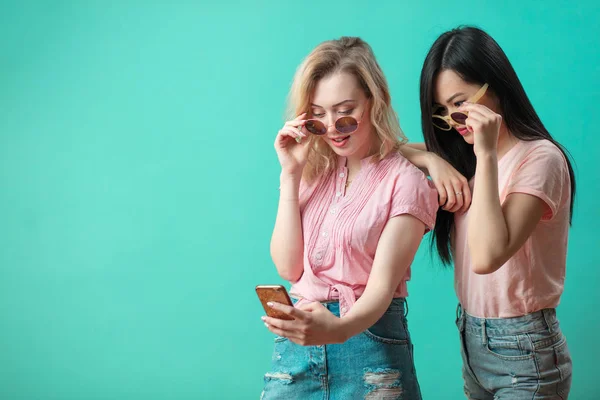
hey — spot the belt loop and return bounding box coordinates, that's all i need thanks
[404,298,409,318]
[481,319,488,346]
[542,309,555,333]
[456,303,462,322]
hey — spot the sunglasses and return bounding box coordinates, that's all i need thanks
[304,108,365,136]
[432,84,489,131]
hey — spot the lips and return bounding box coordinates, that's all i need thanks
[330,136,349,142]
[329,135,350,148]
[456,127,470,136]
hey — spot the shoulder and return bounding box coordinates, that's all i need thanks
[518,139,568,167]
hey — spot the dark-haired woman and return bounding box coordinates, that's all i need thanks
[402,26,575,399]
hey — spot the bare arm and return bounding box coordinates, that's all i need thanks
[270,113,311,282]
[467,154,545,274]
[399,143,471,213]
[337,214,425,338]
[269,173,305,282]
[264,214,427,344]
[403,142,427,151]
[398,143,430,170]
[461,102,547,274]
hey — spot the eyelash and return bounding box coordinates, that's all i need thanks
[312,109,354,118]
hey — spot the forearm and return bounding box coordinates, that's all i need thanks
[337,217,423,340]
[336,281,397,340]
[270,173,304,282]
[404,142,427,151]
[399,143,432,171]
[467,153,508,272]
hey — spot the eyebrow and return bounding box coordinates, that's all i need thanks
[311,99,356,108]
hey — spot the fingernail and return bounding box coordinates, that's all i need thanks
[267,302,274,307]
[264,323,270,328]
[261,316,266,321]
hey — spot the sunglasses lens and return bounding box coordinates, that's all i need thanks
[432,117,451,130]
[305,120,327,135]
[335,116,359,134]
[451,112,468,125]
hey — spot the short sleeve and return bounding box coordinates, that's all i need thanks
[390,169,438,232]
[505,142,569,220]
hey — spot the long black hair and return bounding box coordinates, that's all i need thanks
[420,26,576,265]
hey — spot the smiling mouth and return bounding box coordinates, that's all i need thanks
[331,136,350,142]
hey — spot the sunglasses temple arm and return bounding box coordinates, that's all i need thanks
[469,83,489,104]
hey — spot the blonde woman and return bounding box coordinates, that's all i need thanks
[260,37,438,399]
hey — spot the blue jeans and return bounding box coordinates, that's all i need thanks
[456,304,572,399]
[261,298,422,400]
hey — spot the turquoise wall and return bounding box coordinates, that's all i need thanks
[0,1,598,398]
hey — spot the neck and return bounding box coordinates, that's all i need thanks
[345,134,380,177]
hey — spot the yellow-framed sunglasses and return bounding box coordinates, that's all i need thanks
[432,83,489,131]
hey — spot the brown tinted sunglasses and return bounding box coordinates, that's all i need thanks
[304,108,366,135]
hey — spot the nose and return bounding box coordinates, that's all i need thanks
[324,116,337,134]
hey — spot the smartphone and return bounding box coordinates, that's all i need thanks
[255,285,295,320]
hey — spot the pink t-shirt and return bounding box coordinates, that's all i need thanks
[289,152,438,317]
[454,139,571,318]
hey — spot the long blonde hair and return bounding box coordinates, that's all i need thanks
[287,36,407,183]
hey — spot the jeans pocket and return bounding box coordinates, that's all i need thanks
[485,335,534,360]
[364,309,409,345]
[530,329,563,350]
[532,333,572,398]
[554,336,572,398]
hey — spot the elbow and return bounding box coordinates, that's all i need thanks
[277,267,303,283]
[471,254,503,275]
[270,254,304,282]
[270,257,303,282]
[471,262,496,275]
[270,244,304,282]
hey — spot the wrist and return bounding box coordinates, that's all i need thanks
[336,316,355,343]
[280,170,302,184]
[423,151,439,170]
[475,150,498,162]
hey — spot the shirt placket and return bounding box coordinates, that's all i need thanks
[311,167,348,270]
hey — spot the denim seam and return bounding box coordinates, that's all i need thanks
[532,338,542,398]
[363,329,409,345]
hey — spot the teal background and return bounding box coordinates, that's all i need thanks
[0,1,598,399]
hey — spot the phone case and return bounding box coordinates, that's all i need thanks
[256,285,294,320]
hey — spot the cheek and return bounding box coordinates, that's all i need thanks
[462,133,475,144]
[354,121,371,139]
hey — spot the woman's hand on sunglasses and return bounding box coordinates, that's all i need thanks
[426,153,472,213]
[459,103,502,157]
[275,113,311,176]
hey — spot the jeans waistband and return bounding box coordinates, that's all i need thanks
[456,303,558,336]
[292,297,408,316]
